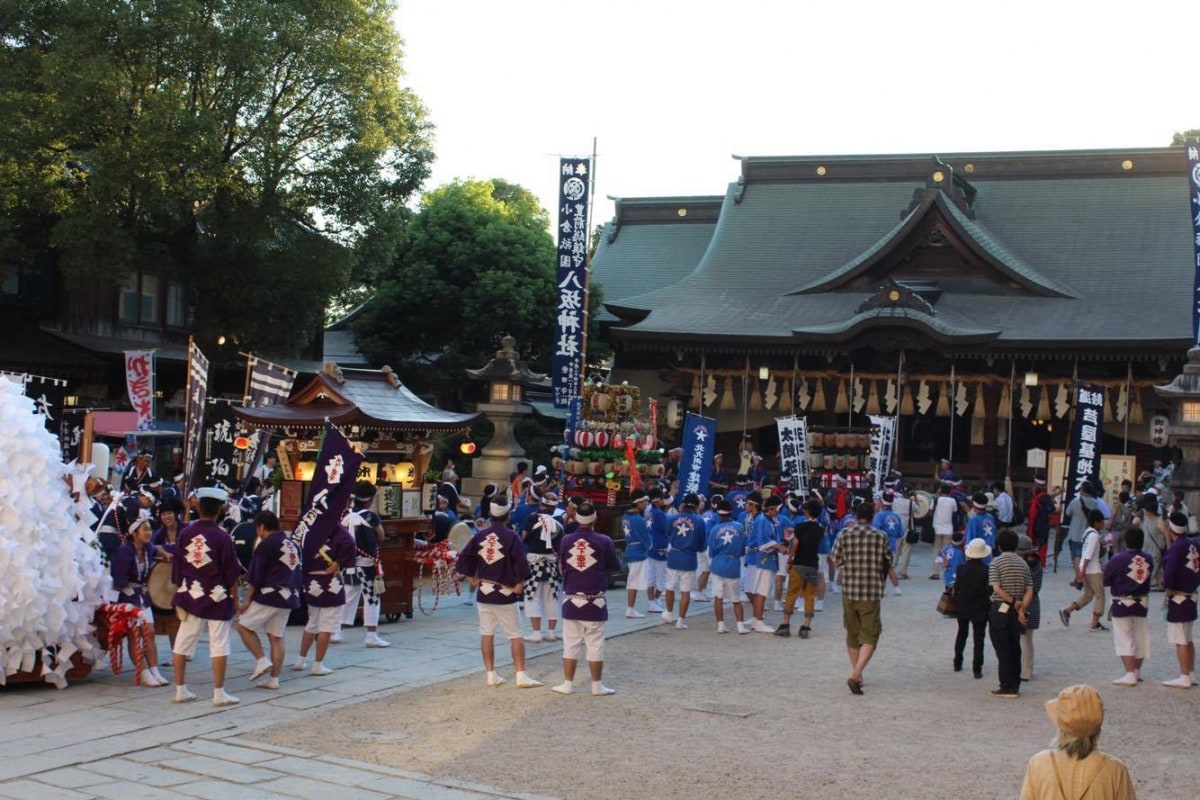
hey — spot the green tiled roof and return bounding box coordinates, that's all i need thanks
[597,148,1194,353]
[590,196,721,323]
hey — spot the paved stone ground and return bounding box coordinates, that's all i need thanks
[4,545,1198,799]
[0,581,657,800]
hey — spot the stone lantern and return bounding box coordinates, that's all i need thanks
[461,336,549,501]
[1154,346,1200,512]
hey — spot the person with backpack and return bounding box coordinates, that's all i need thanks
[1062,481,1102,579]
[1026,476,1056,566]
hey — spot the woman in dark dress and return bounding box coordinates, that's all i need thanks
[954,537,992,678]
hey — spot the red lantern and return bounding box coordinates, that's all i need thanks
[577,430,594,448]
[611,432,625,449]
[233,436,251,450]
[595,430,609,448]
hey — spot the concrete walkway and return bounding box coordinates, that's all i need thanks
[0,586,680,800]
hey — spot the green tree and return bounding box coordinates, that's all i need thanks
[1172,129,1200,146]
[352,179,559,401]
[0,0,432,355]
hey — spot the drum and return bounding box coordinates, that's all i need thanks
[912,491,935,520]
[448,521,474,553]
[835,433,847,449]
[147,561,178,611]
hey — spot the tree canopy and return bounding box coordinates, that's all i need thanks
[0,0,433,355]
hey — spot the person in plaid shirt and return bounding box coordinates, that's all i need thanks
[831,503,899,695]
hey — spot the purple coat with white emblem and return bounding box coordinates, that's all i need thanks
[171,519,241,620]
[1102,549,1153,618]
[455,522,529,605]
[302,525,356,608]
[559,526,621,621]
[110,541,158,608]
[1162,535,1200,623]
[246,529,303,610]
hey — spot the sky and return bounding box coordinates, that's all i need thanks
[394,1,1197,227]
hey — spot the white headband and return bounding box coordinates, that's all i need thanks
[575,510,597,525]
[489,500,511,518]
[1169,521,1188,535]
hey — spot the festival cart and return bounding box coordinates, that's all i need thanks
[234,364,477,621]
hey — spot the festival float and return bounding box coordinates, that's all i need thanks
[556,381,664,522]
[0,378,109,688]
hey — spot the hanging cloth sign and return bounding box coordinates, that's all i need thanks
[775,416,810,496]
[677,413,717,497]
[1065,382,1105,505]
[551,157,592,408]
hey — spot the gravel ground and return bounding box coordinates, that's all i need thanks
[252,548,1198,799]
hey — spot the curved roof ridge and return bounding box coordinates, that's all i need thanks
[792,305,1001,343]
[788,192,935,295]
[935,195,1078,298]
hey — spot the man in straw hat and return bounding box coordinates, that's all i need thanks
[1019,684,1136,799]
[170,486,242,706]
[551,500,621,696]
[455,496,542,689]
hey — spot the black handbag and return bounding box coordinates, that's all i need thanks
[905,527,919,545]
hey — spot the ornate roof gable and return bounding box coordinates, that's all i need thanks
[790,183,1078,300]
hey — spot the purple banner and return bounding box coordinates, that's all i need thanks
[552,157,591,408]
[242,357,296,483]
[677,413,717,497]
[1187,139,1200,345]
[182,339,209,494]
[289,421,364,565]
[1065,382,1104,504]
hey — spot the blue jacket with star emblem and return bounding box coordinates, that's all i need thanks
[666,511,707,572]
[707,519,746,580]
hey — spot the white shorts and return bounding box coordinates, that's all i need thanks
[709,575,745,602]
[173,616,232,658]
[745,566,774,597]
[133,605,154,626]
[647,559,668,591]
[562,619,606,662]
[697,550,711,574]
[238,602,290,639]
[477,603,523,639]
[1112,616,1150,658]
[626,560,650,591]
[776,557,790,578]
[1167,620,1195,646]
[304,605,343,635]
[665,568,696,592]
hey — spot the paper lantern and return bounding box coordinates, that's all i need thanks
[611,432,625,449]
[591,392,611,412]
[595,430,609,448]
[577,430,594,448]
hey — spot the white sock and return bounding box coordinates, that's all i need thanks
[591,680,603,694]
[517,671,530,683]
[313,660,323,670]
[259,676,279,689]
[175,683,188,697]
[487,670,498,682]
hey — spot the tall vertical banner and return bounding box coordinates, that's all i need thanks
[677,413,717,497]
[552,157,591,408]
[123,350,155,431]
[1065,382,1105,504]
[199,401,239,488]
[242,356,297,481]
[1186,139,1200,345]
[867,415,898,493]
[290,421,364,561]
[776,416,811,496]
[182,339,210,493]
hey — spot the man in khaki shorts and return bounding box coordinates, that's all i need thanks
[831,503,897,695]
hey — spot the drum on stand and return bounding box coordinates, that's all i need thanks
[448,521,474,553]
[147,561,181,638]
[911,491,935,520]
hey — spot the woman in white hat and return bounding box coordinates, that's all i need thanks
[1019,684,1136,799]
[953,537,992,679]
